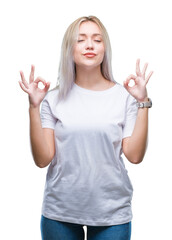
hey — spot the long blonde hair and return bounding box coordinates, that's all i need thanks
[56,16,115,102]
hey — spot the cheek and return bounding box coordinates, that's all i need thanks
[98,44,105,55]
[73,42,84,53]
[73,47,81,62]
[98,47,105,60]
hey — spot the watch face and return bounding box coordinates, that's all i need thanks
[140,102,144,108]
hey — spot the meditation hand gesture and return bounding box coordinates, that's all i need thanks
[123,59,153,102]
[19,65,50,108]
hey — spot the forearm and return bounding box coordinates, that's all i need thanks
[29,106,52,168]
[122,58,153,164]
[126,107,149,164]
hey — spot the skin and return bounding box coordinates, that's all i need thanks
[19,69,54,168]
[19,21,153,167]
[122,59,153,164]
[73,21,115,90]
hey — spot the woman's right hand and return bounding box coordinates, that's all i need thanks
[19,65,50,108]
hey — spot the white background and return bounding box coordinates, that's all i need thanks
[0,0,172,239]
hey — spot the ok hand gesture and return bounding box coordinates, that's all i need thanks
[123,59,153,102]
[19,65,50,108]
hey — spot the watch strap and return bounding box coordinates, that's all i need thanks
[136,98,152,108]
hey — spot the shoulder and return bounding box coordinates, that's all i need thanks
[41,86,60,111]
[115,82,131,98]
[115,82,137,109]
[43,86,59,102]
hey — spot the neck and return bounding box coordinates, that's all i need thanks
[75,65,108,88]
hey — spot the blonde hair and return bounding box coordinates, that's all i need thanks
[56,15,115,102]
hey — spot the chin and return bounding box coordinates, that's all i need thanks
[76,60,103,70]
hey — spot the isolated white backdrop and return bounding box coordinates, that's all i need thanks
[0,0,172,239]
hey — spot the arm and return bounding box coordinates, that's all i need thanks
[122,103,148,164]
[29,106,55,168]
[122,59,153,164]
[19,65,55,168]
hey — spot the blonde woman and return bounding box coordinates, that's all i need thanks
[19,16,153,240]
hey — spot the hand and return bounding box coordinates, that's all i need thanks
[123,59,153,102]
[19,65,50,108]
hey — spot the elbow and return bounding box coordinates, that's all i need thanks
[123,139,146,165]
[34,157,52,168]
[35,161,49,168]
[130,157,143,164]
[128,153,145,164]
[37,164,47,168]
[32,152,54,168]
[124,150,144,164]
[123,146,146,164]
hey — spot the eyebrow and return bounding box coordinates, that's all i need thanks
[78,33,102,37]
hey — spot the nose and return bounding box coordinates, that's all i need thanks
[85,38,94,50]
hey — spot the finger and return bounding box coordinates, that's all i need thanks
[126,74,137,84]
[123,80,129,90]
[20,71,29,89]
[124,75,136,90]
[29,65,35,83]
[145,71,154,84]
[34,77,46,85]
[142,62,148,77]
[18,81,30,94]
[43,82,51,92]
[136,58,141,76]
[123,80,133,91]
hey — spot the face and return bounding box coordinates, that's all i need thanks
[73,21,105,70]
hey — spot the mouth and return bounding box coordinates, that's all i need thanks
[83,52,96,58]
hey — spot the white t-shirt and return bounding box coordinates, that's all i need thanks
[40,82,138,226]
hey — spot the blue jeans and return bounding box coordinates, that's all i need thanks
[41,215,131,240]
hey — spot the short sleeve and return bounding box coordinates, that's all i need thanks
[122,94,138,139]
[40,96,57,129]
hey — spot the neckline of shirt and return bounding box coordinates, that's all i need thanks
[73,82,119,95]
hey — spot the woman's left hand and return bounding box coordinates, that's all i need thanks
[123,59,153,102]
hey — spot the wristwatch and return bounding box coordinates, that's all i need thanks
[136,98,152,108]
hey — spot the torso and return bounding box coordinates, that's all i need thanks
[41,83,137,226]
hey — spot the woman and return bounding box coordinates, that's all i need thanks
[19,16,153,240]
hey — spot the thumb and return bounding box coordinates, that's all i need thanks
[44,82,51,92]
[123,80,129,90]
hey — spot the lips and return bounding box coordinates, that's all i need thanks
[84,52,96,57]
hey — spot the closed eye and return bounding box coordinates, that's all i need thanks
[77,39,84,42]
